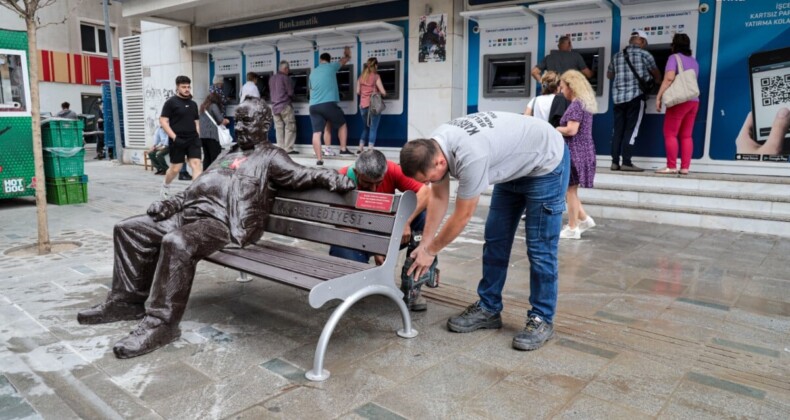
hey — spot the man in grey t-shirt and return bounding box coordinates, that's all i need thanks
[400,111,570,351]
[531,36,594,83]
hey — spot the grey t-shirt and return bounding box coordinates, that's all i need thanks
[430,111,565,199]
[537,51,588,74]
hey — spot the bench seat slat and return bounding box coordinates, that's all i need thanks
[239,243,369,278]
[205,251,323,290]
[266,216,391,255]
[251,241,372,271]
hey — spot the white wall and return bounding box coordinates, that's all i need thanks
[39,82,102,116]
[407,0,465,140]
[140,20,196,145]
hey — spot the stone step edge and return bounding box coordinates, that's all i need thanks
[583,198,790,223]
[596,167,790,185]
[589,183,790,203]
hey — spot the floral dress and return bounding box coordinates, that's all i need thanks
[559,99,596,188]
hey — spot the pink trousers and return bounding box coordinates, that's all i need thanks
[663,101,699,170]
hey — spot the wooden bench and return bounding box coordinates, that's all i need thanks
[204,188,418,381]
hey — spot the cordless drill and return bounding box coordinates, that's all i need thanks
[400,232,440,306]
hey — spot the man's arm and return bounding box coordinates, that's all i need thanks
[581,67,594,79]
[400,184,431,244]
[531,66,543,83]
[159,116,176,139]
[195,120,200,137]
[339,46,352,66]
[270,149,355,192]
[650,67,662,85]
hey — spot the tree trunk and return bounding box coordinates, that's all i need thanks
[26,18,51,255]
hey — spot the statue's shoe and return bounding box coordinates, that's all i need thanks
[77,300,145,325]
[113,316,181,359]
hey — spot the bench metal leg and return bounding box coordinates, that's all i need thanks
[305,285,418,382]
[236,272,252,283]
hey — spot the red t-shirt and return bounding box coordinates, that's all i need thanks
[339,160,423,194]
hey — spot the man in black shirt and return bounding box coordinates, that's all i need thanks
[160,75,201,198]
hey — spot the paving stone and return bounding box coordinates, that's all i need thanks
[373,354,508,418]
[455,376,568,419]
[581,352,685,416]
[659,378,765,419]
[150,367,288,420]
[554,395,652,419]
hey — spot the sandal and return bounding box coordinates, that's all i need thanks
[679,169,690,175]
[655,168,678,174]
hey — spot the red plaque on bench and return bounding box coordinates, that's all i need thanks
[355,191,394,212]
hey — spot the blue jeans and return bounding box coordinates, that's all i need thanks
[477,145,570,323]
[359,107,382,148]
[330,210,426,263]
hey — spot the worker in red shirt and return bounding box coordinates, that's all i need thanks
[330,149,433,311]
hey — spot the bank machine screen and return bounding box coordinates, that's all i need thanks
[483,53,531,98]
[377,61,400,100]
[289,69,310,103]
[336,65,353,101]
[222,75,239,104]
[645,44,672,96]
[255,72,272,102]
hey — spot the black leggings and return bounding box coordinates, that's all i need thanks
[201,138,222,170]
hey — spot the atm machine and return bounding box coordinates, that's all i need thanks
[530,0,613,113]
[460,6,539,114]
[211,50,242,114]
[612,0,700,114]
[243,46,277,103]
[357,24,405,115]
[277,40,315,116]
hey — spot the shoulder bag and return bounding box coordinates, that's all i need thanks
[205,110,233,147]
[662,54,700,108]
[623,48,656,97]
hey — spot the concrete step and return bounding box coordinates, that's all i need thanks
[580,185,790,218]
[583,199,790,237]
[595,171,790,197]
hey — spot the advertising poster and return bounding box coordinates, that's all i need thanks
[418,13,447,62]
[709,1,790,163]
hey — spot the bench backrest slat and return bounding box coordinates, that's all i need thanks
[266,215,391,255]
[275,189,402,212]
[271,199,396,234]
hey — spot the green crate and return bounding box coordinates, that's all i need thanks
[46,176,88,205]
[44,149,85,177]
[42,119,84,148]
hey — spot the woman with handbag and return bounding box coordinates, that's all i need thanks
[356,57,387,154]
[199,93,230,170]
[655,33,700,175]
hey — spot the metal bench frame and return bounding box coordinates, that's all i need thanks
[205,188,418,381]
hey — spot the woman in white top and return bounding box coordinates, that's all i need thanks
[524,71,567,127]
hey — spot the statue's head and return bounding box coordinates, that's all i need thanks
[234,97,273,150]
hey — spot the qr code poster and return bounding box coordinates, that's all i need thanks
[419,14,447,63]
[760,74,790,107]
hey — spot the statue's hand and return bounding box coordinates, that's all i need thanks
[331,176,357,192]
[147,200,174,221]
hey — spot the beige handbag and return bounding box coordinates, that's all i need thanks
[663,54,699,108]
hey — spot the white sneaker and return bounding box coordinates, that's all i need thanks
[160,183,171,199]
[578,216,596,233]
[322,146,336,156]
[560,225,581,239]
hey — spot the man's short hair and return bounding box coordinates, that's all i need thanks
[279,60,290,71]
[246,72,258,82]
[558,36,571,46]
[320,52,331,62]
[355,150,388,181]
[175,75,191,85]
[400,139,439,178]
[61,101,70,109]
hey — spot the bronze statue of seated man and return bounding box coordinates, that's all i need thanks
[77,97,355,358]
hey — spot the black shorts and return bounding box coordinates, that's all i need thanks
[309,102,346,133]
[169,135,202,164]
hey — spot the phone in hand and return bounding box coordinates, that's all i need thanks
[748,47,790,149]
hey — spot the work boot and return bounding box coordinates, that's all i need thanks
[512,314,555,351]
[113,316,181,359]
[447,301,502,333]
[77,300,145,325]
